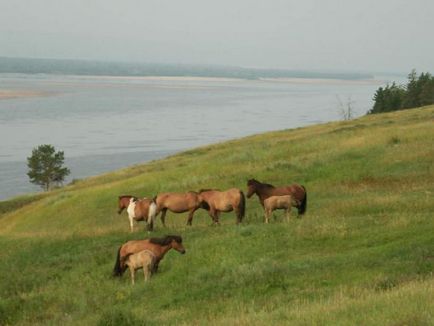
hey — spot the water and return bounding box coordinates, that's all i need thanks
[0,74,386,200]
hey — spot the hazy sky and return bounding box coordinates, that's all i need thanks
[0,0,433,73]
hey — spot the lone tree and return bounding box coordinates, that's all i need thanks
[27,144,70,191]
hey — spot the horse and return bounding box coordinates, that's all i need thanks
[118,195,137,214]
[246,179,307,215]
[117,195,157,232]
[263,195,299,223]
[124,249,156,284]
[113,235,186,277]
[155,191,204,226]
[198,188,245,224]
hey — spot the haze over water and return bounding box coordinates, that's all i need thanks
[0,73,386,200]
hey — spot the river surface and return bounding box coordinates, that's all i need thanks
[0,74,387,200]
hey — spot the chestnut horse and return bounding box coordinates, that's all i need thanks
[198,188,245,224]
[113,235,186,277]
[246,179,307,215]
[155,192,204,226]
[117,195,157,232]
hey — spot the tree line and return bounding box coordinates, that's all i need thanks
[368,70,434,114]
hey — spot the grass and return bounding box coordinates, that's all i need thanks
[0,106,433,325]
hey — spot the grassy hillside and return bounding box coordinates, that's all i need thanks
[0,106,433,325]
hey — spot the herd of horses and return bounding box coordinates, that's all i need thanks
[113,178,307,284]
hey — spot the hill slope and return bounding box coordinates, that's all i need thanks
[0,106,433,325]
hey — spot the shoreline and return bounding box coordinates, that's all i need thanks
[0,89,51,100]
[1,73,382,85]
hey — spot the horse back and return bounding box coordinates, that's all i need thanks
[156,192,199,212]
[120,240,154,265]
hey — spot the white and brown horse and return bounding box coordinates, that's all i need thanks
[198,188,245,224]
[117,195,157,232]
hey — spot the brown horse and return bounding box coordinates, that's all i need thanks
[155,192,204,226]
[113,235,186,277]
[117,195,157,232]
[246,179,307,215]
[198,188,245,224]
[264,195,298,223]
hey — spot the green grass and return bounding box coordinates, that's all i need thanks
[1,106,433,325]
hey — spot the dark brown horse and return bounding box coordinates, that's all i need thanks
[155,192,204,226]
[113,235,186,277]
[198,188,245,224]
[117,195,157,232]
[246,179,307,215]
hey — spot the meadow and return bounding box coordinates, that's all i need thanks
[0,106,433,325]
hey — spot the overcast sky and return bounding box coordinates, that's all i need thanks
[0,0,433,73]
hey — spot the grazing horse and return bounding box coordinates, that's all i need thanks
[117,195,157,232]
[155,192,204,226]
[264,195,298,223]
[246,179,307,215]
[124,250,156,284]
[113,235,186,277]
[198,188,245,224]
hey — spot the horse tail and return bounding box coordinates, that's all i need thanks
[238,190,246,222]
[113,246,124,277]
[298,185,307,215]
[148,201,157,225]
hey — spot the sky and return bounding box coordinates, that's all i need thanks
[0,0,433,73]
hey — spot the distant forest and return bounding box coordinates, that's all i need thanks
[368,70,434,114]
[0,56,372,81]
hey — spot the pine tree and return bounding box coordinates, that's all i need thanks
[27,144,71,191]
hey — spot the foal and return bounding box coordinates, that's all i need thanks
[124,250,156,284]
[263,195,298,223]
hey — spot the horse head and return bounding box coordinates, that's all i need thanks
[170,235,186,254]
[150,235,186,254]
[117,195,136,214]
[246,179,259,198]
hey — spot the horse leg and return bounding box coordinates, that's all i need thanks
[146,219,154,232]
[187,207,199,226]
[160,208,167,227]
[234,205,241,225]
[286,208,291,222]
[213,210,221,225]
[144,264,150,282]
[152,261,159,274]
[129,267,135,285]
[265,208,271,224]
[129,215,134,232]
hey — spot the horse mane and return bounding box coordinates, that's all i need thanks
[247,179,274,188]
[118,195,137,200]
[198,188,219,193]
[149,235,183,246]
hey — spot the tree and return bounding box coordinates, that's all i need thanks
[337,95,355,120]
[367,69,434,114]
[27,144,70,191]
